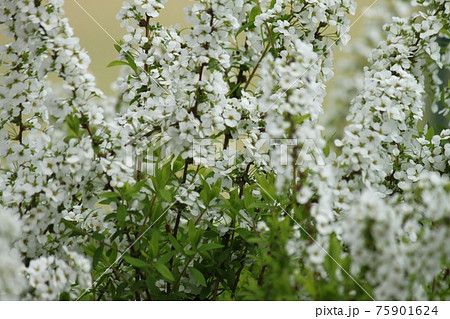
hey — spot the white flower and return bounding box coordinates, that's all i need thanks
[285,239,300,256]
[256,221,269,232]
[223,108,241,128]
[307,244,325,265]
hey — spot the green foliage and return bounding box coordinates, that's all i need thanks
[74,150,376,300]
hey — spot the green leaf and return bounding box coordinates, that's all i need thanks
[200,179,222,206]
[249,5,261,23]
[185,250,196,256]
[158,251,175,265]
[236,21,255,36]
[269,0,276,9]
[324,142,330,157]
[107,245,118,265]
[65,115,80,137]
[187,222,203,248]
[61,219,86,237]
[93,245,104,268]
[59,292,71,301]
[98,191,121,205]
[168,234,184,254]
[236,228,253,241]
[92,231,105,241]
[149,231,159,258]
[125,54,138,73]
[158,188,172,202]
[255,173,277,203]
[117,204,127,227]
[129,95,140,106]
[114,43,123,53]
[130,180,146,194]
[324,234,341,277]
[425,126,435,141]
[210,179,222,200]
[173,159,184,172]
[244,189,255,210]
[107,60,129,68]
[155,262,175,282]
[297,113,310,124]
[189,267,207,287]
[98,192,121,199]
[200,189,209,206]
[123,255,149,268]
[198,243,224,252]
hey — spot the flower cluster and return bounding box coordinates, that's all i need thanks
[0,0,124,299]
[334,0,450,299]
[325,0,413,137]
[340,172,450,300]
[24,248,91,300]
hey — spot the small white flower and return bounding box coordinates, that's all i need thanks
[223,108,241,128]
[307,244,325,265]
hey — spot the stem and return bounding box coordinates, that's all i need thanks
[172,211,182,241]
[194,208,207,225]
[125,126,161,146]
[257,265,267,286]
[166,209,182,293]
[212,276,220,300]
[314,22,326,39]
[191,164,201,183]
[137,194,157,238]
[168,159,195,293]
[82,122,93,137]
[136,155,142,181]
[144,15,150,73]
[288,115,299,205]
[264,21,276,54]
[243,43,270,91]
[18,104,24,144]
[223,131,231,149]
[182,160,190,184]
[228,67,246,98]
[172,256,194,291]
[191,63,207,117]
[231,261,245,300]
[239,162,252,198]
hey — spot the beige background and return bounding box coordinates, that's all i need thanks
[1,0,377,95]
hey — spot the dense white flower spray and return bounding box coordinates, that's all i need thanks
[325,0,413,137]
[0,0,111,299]
[335,0,450,299]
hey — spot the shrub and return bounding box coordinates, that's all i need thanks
[0,0,449,300]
